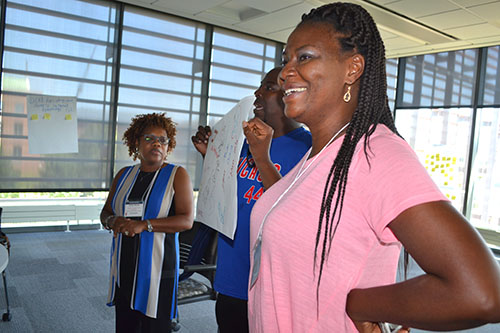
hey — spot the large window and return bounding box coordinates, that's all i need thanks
[208,28,280,125]
[0,0,117,190]
[0,0,283,192]
[394,47,500,240]
[467,45,500,232]
[482,46,500,105]
[386,58,398,111]
[395,50,478,211]
[115,6,206,179]
[468,107,500,232]
[395,107,473,210]
[400,50,477,107]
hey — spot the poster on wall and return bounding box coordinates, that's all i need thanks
[27,95,78,154]
[196,95,255,239]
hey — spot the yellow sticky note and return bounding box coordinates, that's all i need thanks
[441,169,445,173]
[31,114,39,120]
[43,113,51,120]
[65,114,72,120]
[451,195,456,200]
[444,181,448,185]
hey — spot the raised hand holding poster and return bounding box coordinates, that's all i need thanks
[196,96,255,239]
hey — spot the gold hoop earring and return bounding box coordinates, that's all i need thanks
[343,86,351,103]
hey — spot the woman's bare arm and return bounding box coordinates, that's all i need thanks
[347,201,500,330]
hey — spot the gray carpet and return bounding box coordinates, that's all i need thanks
[0,230,218,332]
[0,230,499,332]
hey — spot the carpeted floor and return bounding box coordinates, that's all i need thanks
[0,229,218,332]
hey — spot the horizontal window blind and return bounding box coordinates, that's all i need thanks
[0,0,118,191]
[399,50,478,108]
[114,5,206,181]
[207,28,280,125]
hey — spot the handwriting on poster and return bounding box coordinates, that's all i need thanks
[196,96,255,239]
[28,96,76,113]
[27,95,78,154]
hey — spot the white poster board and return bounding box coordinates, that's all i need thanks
[196,96,255,239]
[27,95,78,154]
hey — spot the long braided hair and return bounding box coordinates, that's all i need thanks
[299,3,400,296]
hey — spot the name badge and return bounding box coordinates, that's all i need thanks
[125,202,144,217]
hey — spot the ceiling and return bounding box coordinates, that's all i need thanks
[117,0,500,58]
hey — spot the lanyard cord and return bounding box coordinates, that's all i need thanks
[254,122,350,245]
[140,168,160,215]
[249,122,350,289]
[124,166,161,218]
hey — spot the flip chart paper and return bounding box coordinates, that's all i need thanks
[27,95,78,154]
[196,96,255,239]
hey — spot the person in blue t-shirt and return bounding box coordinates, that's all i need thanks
[191,67,311,333]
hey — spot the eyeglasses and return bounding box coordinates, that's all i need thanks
[143,134,169,145]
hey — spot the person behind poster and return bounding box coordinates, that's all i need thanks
[191,67,311,332]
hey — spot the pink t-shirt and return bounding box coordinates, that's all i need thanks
[248,125,448,332]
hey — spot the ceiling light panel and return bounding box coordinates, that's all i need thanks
[232,0,303,13]
[385,0,460,18]
[235,2,317,34]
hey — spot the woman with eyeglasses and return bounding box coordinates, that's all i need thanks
[101,112,194,333]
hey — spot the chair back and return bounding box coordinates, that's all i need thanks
[0,207,5,237]
[176,221,218,305]
[179,221,217,282]
[0,207,10,253]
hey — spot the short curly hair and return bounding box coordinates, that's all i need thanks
[123,112,177,160]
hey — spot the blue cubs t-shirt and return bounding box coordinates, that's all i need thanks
[213,127,312,300]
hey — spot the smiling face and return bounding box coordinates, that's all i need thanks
[137,126,169,167]
[279,22,360,130]
[253,67,285,124]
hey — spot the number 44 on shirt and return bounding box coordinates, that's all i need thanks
[244,185,264,204]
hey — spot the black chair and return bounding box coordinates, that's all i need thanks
[172,221,218,331]
[0,208,12,322]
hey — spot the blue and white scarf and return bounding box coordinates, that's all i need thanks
[107,163,179,319]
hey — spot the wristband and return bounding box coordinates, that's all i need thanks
[379,322,403,333]
[104,215,115,230]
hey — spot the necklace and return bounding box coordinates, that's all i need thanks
[138,163,165,182]
[137,170,155,184]
[249,122,350,289]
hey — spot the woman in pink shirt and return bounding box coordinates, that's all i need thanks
[244,2,500,332]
